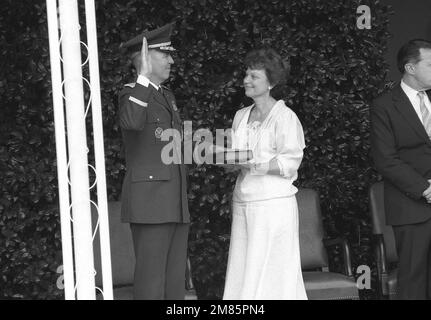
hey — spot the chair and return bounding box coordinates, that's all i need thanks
[369,182,398,299]
[92,201,197,300]
[297,188,359,300]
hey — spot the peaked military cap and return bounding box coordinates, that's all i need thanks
[120,23,176,54]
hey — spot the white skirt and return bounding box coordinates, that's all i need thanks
[223,196,307,300]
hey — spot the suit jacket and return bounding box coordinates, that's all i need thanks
[370,83,431,226]
[118,80,190,224]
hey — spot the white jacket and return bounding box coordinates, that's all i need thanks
[231,100,305,202]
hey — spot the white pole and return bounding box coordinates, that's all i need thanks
[46,0,75,300]
[84,0,113,300]
[59,0,95,299]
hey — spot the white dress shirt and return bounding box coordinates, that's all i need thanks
[137,75,160,90]
[400,80,431,124]
[231,100,306,202]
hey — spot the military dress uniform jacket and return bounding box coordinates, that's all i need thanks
[118,79,190,224]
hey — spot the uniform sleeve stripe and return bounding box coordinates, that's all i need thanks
[129,96,147,107]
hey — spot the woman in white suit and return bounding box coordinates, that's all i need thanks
[223,48,307,300]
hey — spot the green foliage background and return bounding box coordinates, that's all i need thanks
[0,0,391,299]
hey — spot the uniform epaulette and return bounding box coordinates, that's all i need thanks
[124,83,136,88]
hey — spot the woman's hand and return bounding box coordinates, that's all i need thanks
[139,37,152,77]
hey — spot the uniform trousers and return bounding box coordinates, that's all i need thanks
[130,223,189,299]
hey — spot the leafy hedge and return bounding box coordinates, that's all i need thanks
[0,0,391,299]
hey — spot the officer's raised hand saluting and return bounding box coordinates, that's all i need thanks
[139,37,152,77]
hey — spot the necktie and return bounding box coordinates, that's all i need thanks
[418,91,431,139]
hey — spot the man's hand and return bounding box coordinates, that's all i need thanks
[423,180,431,203]
[139,37,152,77]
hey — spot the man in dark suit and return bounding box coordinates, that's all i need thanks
[371,39,431,299]
[118,23,190,299]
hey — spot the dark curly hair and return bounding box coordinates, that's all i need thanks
[244,48,290,87]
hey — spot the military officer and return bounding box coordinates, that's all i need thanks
[118,23,190,300]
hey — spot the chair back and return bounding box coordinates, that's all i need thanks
[369,182,398,263]
[297,188,329,270]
